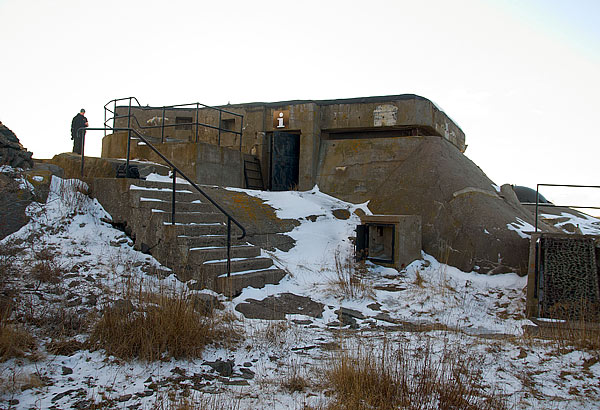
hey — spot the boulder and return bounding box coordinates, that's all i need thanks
[0,161,63,239]
[235,293,324,320]
[0,170,34,239]
[0,122,33,169]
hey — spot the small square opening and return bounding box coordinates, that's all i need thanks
[221,118,236,131]
[175,116,193,130]
[367,224,394,262]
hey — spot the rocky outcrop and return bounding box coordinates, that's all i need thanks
[0,163,64,240]
[0,122,33,169]
[0,170,34,239]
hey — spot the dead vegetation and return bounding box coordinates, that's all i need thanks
[89,286,239,361]
[150,392,240,410]
[281,358,310,393]
[328,248,374,299]
[1,173,599,408]
[529,306,600,359]
[318,337,510,410]
[0,320,36,362]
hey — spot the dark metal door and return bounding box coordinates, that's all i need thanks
[271,132,299,191]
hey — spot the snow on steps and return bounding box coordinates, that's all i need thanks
[128,179,285,295]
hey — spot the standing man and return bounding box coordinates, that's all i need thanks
[71,108,88,154]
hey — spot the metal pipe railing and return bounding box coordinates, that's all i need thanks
[104,97,244,150]
[534,183,600,232]
[80,126,246,277]
[126,114,242,141]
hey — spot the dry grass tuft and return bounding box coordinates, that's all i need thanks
[526,300,600,358]
[22,301,90,338]
[534,317,600,359]
[0,321,37,362]
[282,359,310,393]
[329,249,374,299]
[151,392,240,410]
[322,339,509,410]
[31,260,63,284]
[0,371,46,395]
[46,338,85,356]
[0,239,22,276]
[262,320,290,346]
[90,288,239,361]
[55,178,89,212]
[413,268,426,288]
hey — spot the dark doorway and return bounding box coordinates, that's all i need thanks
[270,131,300,191]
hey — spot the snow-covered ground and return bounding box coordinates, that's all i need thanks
[1,170,600,409]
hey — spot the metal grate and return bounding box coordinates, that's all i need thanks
[540,236,599,318]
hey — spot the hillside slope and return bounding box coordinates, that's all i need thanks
[1,168,599,409]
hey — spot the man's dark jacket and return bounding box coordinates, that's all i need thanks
[71,113,87,139]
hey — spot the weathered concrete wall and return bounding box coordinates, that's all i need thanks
[108,95,465,191]
[316,136,424,202]
[101,132,253,188]
[114,107,243,150]
[317,135,551,275]
[196,143,253,188]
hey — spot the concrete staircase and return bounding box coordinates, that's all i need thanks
[98,178,286,296]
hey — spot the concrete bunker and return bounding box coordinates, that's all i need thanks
[101,94,546,276]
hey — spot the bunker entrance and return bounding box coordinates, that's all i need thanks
[270,131,299,191]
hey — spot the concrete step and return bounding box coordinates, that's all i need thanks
[136,179,194,191]
[188,245,261,262]
[123,180,283,295]
[215,268,286,296]
[202,257,274,276]
[159,211,226,224]
[168,224,226,236]
[138,199,214,213]
[178,234,247,248]
[130,187,200,203]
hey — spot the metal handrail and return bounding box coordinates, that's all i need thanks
[104,97,244,149]
[534,183,600,232]
[125,114,242,144]
[77,125,246,277]
[104,97,142,137]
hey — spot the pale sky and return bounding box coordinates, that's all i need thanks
[1,0,599,209]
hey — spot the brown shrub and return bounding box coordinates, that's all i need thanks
[282,359,310,393]
[323,339,509,410]
[31,261,63,284]
[90,289,238,361]
[46,338,85,356]
[0,239,21,277]
[0,321,36,362]
[23,302,89,338]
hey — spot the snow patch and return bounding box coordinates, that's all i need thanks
[507,217,535,238]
